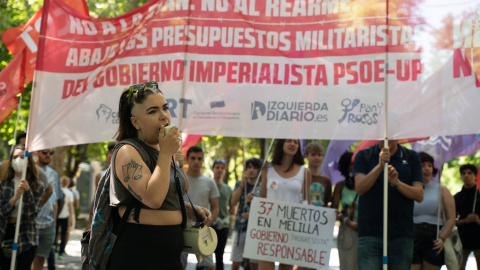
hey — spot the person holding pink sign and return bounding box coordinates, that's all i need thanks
[259,139,312,270]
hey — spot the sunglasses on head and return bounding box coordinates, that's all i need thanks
[41,150,54,155]
[127,81,159,104]
[215,159,226,163]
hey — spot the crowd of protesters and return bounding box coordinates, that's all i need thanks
[0,133,79,270]
[0,131,480,270]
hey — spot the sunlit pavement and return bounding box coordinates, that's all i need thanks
[54,229,340,270]
[54,228,477,269]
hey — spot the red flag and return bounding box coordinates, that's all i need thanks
[0,0,88,84]
[181,134,203,157]
[0,50,25,124]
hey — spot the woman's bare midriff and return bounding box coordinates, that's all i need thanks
[118,206,182,225]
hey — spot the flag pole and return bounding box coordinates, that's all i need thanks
[436,140,444,240]
[10,35,28,270]
[473,186,478,213]
[10,150,29,270]
[178,0,193,131]
[251,138,275,193]
[10,95,23,155]
[242,137,248,208]
[242,137,246,168]
[383,0,390,268]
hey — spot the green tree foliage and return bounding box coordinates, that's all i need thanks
[200,136,263,187]
[0,0,147,171]
[443,151,480,195]
[0,0,478,189]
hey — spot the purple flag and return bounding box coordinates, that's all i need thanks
[411,134,480,182]
[320,140,356,185]
[300,139,307,157]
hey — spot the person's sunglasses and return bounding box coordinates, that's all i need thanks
[128,81,159,103]
[215,159,226,163]
[41,150,54,155]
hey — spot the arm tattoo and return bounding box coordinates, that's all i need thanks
[128,185,142,202]
[122,159,143,182]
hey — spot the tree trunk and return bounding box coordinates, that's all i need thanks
[50,146,69,177]
[260,139,266,160]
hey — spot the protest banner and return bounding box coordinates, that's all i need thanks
[244,197,336,269]
[26,0,480,150]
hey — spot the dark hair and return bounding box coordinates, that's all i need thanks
[4,145,41,193]
[187,146,203,158]
[271,139,304,172]
[15,132,26,145]
[419,152,439,176]
[68,178,76,188]
[338,151,355,189]
[246,158,262,169]
[107,142,115,151]
[115,86,163,142]
[338,151,353,178]
[460,164,478,176]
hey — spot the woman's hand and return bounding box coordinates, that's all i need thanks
[158,125,181,156]
[16,179,30,196]
[346,219,358,231]
[10,179,30,205]
[70,216,76,229]
[187,204,212,226]
[246,193,254,203]
[433,238,444,253]
[336,211,344,222]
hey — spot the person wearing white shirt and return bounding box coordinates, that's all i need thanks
[56,176,75,258]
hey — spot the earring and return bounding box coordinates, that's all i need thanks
[138,128,147,143]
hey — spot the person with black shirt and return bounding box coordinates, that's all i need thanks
[454,164,480,270]
[353,140,424,270]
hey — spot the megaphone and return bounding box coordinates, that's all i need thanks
[183,225,218,263]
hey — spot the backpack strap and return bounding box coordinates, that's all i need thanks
[113,199,136,235]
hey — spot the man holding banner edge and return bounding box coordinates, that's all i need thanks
[353,140,423,270]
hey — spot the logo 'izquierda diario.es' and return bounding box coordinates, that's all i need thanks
[251,101,328,122]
